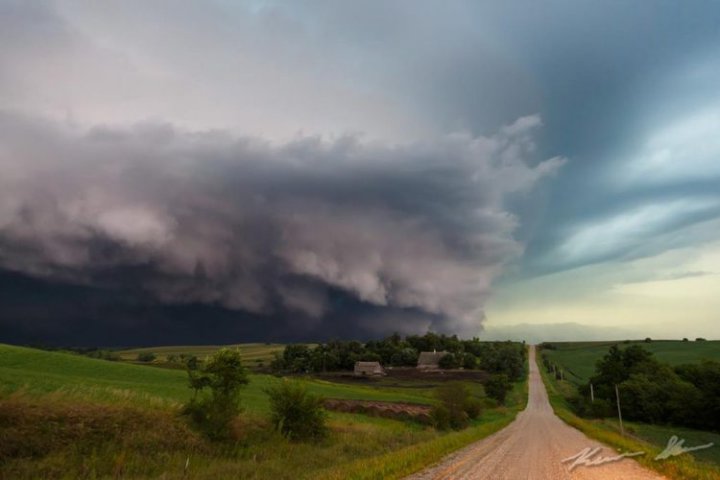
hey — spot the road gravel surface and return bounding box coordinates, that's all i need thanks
[405,345,666,480]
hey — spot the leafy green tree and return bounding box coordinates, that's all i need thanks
[485,373,512,404]
[585,344,654,402]
[283,344,311,373]
[462,352,477,369]
[578,344,711,429]
[182,348,249,440]
[675,360,720,429]
[184,354,200,371]
[477,342,525,380]
[438,353,461,369]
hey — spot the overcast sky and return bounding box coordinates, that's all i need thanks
[1,0,720,345]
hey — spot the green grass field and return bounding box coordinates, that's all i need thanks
[543,340,720,384]
[0,343,529,479]
[0,344,435,412]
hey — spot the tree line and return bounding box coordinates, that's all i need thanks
[546,344,720,432]
[271,332,527,381]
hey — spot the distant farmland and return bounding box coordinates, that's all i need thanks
[542,340,720,384]
[115,343,287,366]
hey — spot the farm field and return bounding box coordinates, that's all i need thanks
[0,344,435,411]
[0,343,528,479]
[542,340,720,384]
[115,343,286,366]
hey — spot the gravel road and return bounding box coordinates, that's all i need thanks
[405,345,666,480]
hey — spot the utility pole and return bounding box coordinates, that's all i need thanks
[590,383,595,403]
[615,384,624,436]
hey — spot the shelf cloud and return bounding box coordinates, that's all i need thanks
[0,111,563,338]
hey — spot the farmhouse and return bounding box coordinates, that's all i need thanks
[354,361,386,376]
[417,351,449,370]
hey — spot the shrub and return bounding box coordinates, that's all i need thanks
[485,374,512,404]
[430,404,452,430]
[430,382,481,430]
[464,397,482,419]
[136,352,156,362]
[85,349,119,361]
[265,380,327,441]
[568,394,614,418]
[182,348,248,440]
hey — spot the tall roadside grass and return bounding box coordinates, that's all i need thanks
[315,373,529,480]
[538,350,720,480]
[0,391,207,479]
[0,390,527,480]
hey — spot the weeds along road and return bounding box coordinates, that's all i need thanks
[406,346,666,480]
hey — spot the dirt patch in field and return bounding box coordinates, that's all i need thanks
[386,368,489,382]
[315,368,488,388]
[323,399,433,424]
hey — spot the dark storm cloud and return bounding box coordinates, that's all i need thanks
[277,0,720,276]
[0,111,563,339]
[3,0,720,342]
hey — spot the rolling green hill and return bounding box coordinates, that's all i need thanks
[0,343,433,411]
[542,340,720,385]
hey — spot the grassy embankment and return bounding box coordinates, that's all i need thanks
[0,343,528,479]
[538,344,720,480]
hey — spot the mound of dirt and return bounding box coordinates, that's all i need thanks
[323,399,433,424]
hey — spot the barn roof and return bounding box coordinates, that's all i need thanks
[355,361,383,369]
[417,351,449,366]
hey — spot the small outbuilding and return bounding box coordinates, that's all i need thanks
[354,361,386,376]
[417,351,449,370]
